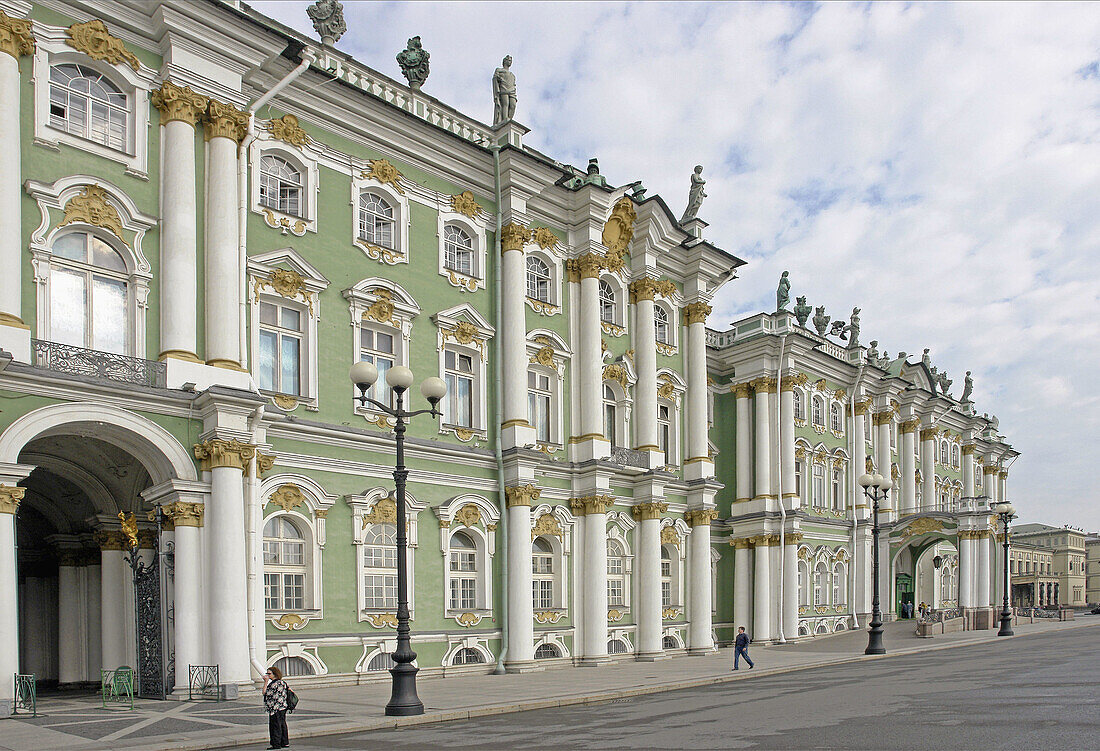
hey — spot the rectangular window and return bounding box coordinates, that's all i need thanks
[258,301,303,395]
[608,579,623,606]
[532,580,554,609]
[450,577,476,610]
[528,371,552,443]
[445,349,475,428]
[658,404,671,464]
[360,327,396,408]
[362,573,397,609]
[450,550,476,572]
[661,581,671,607]
[264,572,303,610]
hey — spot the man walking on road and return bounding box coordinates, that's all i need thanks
[733,626,754,670]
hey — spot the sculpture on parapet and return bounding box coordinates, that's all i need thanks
[921,348,931,370]
[936,371,952,396]
[776,271,790,311]
[793,296,811,328]
[397,36,430,90]
[828,306,860,348]
[680,165,707,223]
[812,305,830,336]
[866,340,880,362]
[492,55,517,125]
[961,371,973,403]
[307,0,346,46]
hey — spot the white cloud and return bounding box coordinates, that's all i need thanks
[253,0,1100,529]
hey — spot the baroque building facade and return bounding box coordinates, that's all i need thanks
[0,0,1015,711]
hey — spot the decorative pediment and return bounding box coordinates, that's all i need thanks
[432,303,495,362]
[247,247,330,316]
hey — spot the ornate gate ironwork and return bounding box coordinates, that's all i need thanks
[13,673,36,716]
[121,508,167,700]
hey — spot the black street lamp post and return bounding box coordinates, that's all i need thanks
[994,501,1016,637]
[350,361,447,716]
[858,467,892,656]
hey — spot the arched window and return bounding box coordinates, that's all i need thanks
[607,638,630,655]
[798,559,810,607]
[607,539,626,606]
[273,656,315,677]
[532,536,555,609]
[47,231,129,355]
[359,325,396,408]
[452,647,484,665]
[443,225,474,275]
[830,403,842,433]
[526,256,551,302]
[661,545,673,607]
[367,651,395,671]
[814,562,830,606]
[263,517,307,611]
[362,523,397,610]
[534,643,560,660]
[951,445,960,468]
[259,155,303,216]
[358,192,394,248]
[448,531,478,610]
[49,64,129,152]
[940,441,949,466]
[603,384,618,444]
[598,280,616,323]
[793,391,805,421]
[812,396,825,426]
[654,306,670,344]
[662,635,678,650]
[833,562,846,605]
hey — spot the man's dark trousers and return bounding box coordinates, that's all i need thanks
[734,645,754,669]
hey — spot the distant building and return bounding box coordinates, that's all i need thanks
[1085,536,1100,605]
[1009,541,1056,608]
[1012,524,1087,607]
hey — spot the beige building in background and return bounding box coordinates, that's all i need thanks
[1012,524,1087,607]
[1009,541,1056,608]
[1086,536,1100,605]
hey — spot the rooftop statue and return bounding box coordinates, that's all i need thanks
[921,348,931,370]
[937,371,952,396]
[307,0,346,46]
[831,307,861,348]
[866,340,880,362]
[492,55,517,125]
[812,305,830,336]
[680,165,707,223]
[397,36,430,90]
[776,270,790,312]
[961,371,974,403]
[793,296,811,328]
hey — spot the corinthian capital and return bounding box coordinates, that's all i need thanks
[500,222,530,253]
[204,100,249,143]
[505,484,541,507]
[194,439,257,471]
[0,484,26,514]
[152,81,209,126]
[683,302,712,325]
[0,11,35,60]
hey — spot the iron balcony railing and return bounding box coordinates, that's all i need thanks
[610,445,649,469]
[31,339,167,389]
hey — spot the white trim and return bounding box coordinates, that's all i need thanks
[347,486,426,621]
[523,247,562,316]
[261,508,323,618]
[436,494,500,616]
[351,178,410,266]
[250,137,320,235]
[437,214,486,292]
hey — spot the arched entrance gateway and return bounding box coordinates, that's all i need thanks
[0,403,201,702]
[888,514,961,617]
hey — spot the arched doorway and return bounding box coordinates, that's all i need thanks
[1,403,198,697]
[888,515,959,619]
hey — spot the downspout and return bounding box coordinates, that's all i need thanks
[246,404,267,681]
[238,53,314,368]
[490,142,508,675]
[848,363,865,629]
[775,333,787,643]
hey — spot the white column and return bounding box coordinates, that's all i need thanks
[578,257,604,442]
[900,421,917,514]
[856,525,873,616]
[734,385,752,502]
[99,540,128,671]
[753,379,773,501]
[0,485,25,715]
[169,504,204,691]
[202,102,247,369]
[154,84,207,362]
[779,383,797,509]
[631,283,658,457]
[580,497,609,664]
[921,429,936,511]
[684,303,713,479]
[733,540,751,633]
[782,537,798,640]
[962,446,976,498]
[686,510,716,653]
[57,557,87,684]
[875,414,892,485]
[634,505,662,659]
[505,486,535,670]
[0,20,35,360]
[501,226,533,449]
[753,537,772,641]
[197,441,252,685]
[86,563,102,680]
[958,533,973,609]
[977,531,991,609]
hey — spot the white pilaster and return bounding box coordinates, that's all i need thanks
[782,538,798,640]
[753,537,772,641]
[734,386,752,502]
[57,559,87,684]
[686,511,715,653]
[779,383,797,509]
[958,534,973,609]
[921,429,936,511]
[573,257,608,462]
[900,421,917,514]
[0,483,24,715]
[634,507,663,660]
[99,546,128,671]
[753,380,773,501]
[205,461,251,684]
[85,563,102,680]
[977,531,991,609]
[500,227,534,449]
[683,304,713,480]
[733,540,751,633]
[579,498,609,665]
[504,486,536,671]
[962,446,976,498]
[166,503,204,692]
[632,291,658,455]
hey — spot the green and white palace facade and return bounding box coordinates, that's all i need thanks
[0,0,1018,711]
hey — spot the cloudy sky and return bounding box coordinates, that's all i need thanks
[252,1,1100,530]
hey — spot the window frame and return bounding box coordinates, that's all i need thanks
[250,141,320,235]
[256,298,307,398]
[437,214,487,291]
[259,154,305,218]
[347,279,420,421]
[349,487,422,621]
[433,306,494,439]
[352,178,410,265]
[261,511,319,615]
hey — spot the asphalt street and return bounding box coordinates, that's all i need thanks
[268,625,1100,750]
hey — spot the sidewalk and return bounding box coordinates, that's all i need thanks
[4,617,1097,751]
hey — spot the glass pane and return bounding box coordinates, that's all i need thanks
[91,236,126,271]
[258,330,277,391]
[281,307,301,331]
[260,302,278,325]
[281,335,301,395]
[51,268,87,348]
[458,376,472,427]
[92,276,127,354]
[52,233,86,261]
[376,332,393,354]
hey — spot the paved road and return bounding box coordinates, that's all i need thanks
[273,626,1099,750]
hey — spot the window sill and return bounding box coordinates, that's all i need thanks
[440,424,487,443]
[259,207,311,237]
[441,267,482,292]
[264,390,318,413]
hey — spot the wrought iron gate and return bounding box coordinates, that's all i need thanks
[122,508,167,700]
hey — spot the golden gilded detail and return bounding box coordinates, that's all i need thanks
[685,508,719,527]
[730,382,753,398]
[601,321,626,337]
[572,253,604,280]
[531,512,563,540]
[261,208,308,237]
[151,81,207,126]
[455,612,481,628]
[683,302,712,326]
[362,496,398,526]
[446,269,479,292]
[505,484,541,508]
[67,19,139,70]
[530,346,555,368]
[194,439,257,471]
[441,320,486,358]
[534,610,564,624]
[0,10,34,59]
[60,185,126,243]
[749,376,777,394]
[899,418,921,434]
[365,413,395,431]
[901,517,945,539]
[268,484,306,513]
[500,222,530,253]
[920,427,939,442]
[162,501,204,528]
[363,288,397,326]
[657,376,676,400]
[853,399,873,416]
[0,484,26,514]
[631,502,668,521]
[272,394,298,411]
[451,190,481,218]
[962,444,977,456]
[365,612,399,629]
[204,99,249,143]
[526,297,559,315]
[117,511,139,549]
[655,341,677,357]
[268,114,310,146]
[660,525,680,548]
[362,158,405,195]
[255,452,276,477]
[356,238,404,265]
[607,608,625,622]
[254,268,314,315]
[531,226,558,250]
[454,503,482,528]
[601,196,636,272]
[272,613,308,630]
[661,607,682,620]
[872,410,894,426]
[603,363,629,388]
[572,494,613,516]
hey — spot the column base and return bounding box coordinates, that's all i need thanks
[634,651,669,662]
[577,655,611,667]
[504,659,542,674]
[687,646,717,656]
[0,699,12,718]
[0,320,31,364]
[165,356,256,391]
[683,457,716,482]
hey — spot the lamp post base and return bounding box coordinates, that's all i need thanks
[997,610,1014,637]
[865,620,886,655]
[385,663,424,716]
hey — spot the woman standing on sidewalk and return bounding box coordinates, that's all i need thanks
[263,665,290,749]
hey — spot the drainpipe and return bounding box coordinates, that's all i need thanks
[775,332,787,643]
[490,142,508,675]
[848,363,865,629]
[246,403,268,681]
[237,53,314,368]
